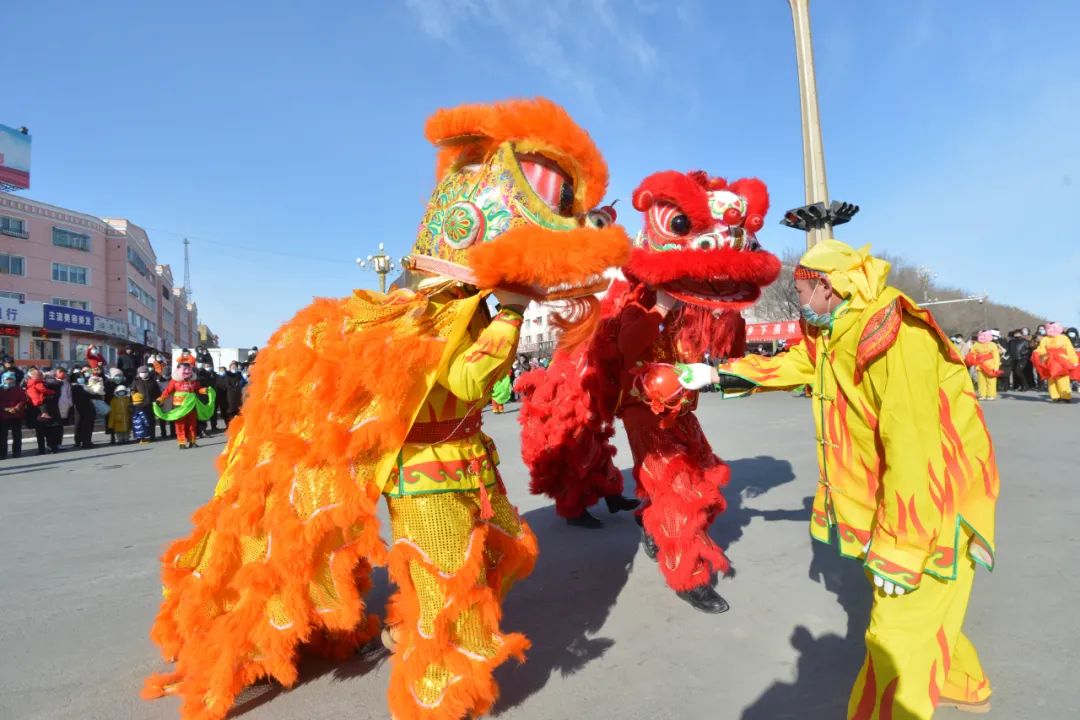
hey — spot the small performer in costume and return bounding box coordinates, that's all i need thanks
[154,362,216,449]
[1032,322,1077,402]
[518,171,780,613]
[710,240,997,718]
[490,374,512,413]
[965,331,1002,400]
[142,98,629,720]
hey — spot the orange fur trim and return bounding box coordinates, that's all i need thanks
[385,520,538,720]
[425,98,609,211]
[468,224,629,292]
[144,289,466,720]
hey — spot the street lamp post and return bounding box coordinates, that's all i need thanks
[782,0,859,248]
[356,243,397,294]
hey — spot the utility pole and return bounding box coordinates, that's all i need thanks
[781,0,859,247]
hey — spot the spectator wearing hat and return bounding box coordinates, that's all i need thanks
[85,344,106,370]
[132,366,161,440]
[2,356,23,386]
[108,385,133,443]
[0,370,27,459]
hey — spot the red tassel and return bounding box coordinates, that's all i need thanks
[478,483,494,520]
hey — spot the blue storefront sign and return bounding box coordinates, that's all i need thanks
[43,304,95,332]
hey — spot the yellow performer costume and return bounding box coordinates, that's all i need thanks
[141,98,629,720]
[965,334,1001,400]
[718,240,998,719]
[1034,324,1077,401]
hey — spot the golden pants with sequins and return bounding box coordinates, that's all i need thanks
[385,488,537,720]
[847,537,990,720]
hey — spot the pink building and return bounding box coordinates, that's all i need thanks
[0,191,202,366]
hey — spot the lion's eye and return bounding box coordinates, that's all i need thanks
[669,214,691,236]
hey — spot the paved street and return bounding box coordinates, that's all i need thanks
[1,392,1076,720]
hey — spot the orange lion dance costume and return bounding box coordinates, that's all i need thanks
[142,98,629,720]
[517,171,780,613]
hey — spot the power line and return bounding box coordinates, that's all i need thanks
[143,226,355,265]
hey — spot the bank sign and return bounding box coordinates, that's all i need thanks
[43,304,95,332]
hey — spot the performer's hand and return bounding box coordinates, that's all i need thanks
[493,289,531,314]
[873,573,907,597]
[674,363,719,390]
[654,289,678,317]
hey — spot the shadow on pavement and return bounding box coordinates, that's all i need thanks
[711,455,803,568]
[999,392,1065,404]
[740,539,872,720]
[493,468,639,714]
[0,446,155,475]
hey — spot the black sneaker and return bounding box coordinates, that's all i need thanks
[604,494,642,514]
[676,584,730,614]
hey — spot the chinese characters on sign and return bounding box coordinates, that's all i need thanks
[745,320,802,342]
[43,304,95,332]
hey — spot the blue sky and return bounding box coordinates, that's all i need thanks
[4,0,1078,345]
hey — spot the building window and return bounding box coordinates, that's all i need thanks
[52,226,92,251]
[52,298,91,311]
[52,262,89,285]
[0,290,25,302]
[0,253,26,276]
[127,277,157,309]
[127,246,153,280]
[128,308,156,335]
[0,215,27,238]
[161,284,171,298]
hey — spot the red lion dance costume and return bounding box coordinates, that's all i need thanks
[142,98,629,720]
[518,171,780,613]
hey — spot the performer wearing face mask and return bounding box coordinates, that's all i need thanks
[702,240,998,718]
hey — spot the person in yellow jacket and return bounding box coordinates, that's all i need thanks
[965,331,1001,400]
[1033,322,1077,402]
[676,240,999,718]
[107,385,133,444]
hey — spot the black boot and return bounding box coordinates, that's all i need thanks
[566,509,603,529]
[604,494,642,514]
[641,529,659,560]
[634,515,658,560]
[677,584,730,614]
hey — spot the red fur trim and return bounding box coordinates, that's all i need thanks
[425,98,609,210]
[632,171,714,229]
[728,177,770,228]
[668,305,747,359]
[625,246,781,287]
[625,409,730,591]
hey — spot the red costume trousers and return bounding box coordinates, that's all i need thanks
[174,413,197,444]
[623,406,730,592]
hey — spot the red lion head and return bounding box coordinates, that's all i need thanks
[627,171,781,310]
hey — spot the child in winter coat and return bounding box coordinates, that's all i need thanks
[131,391,152,444]
[108,385,133,443]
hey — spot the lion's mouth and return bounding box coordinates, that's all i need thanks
[662,278,763,308]
[510,273,609,301]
